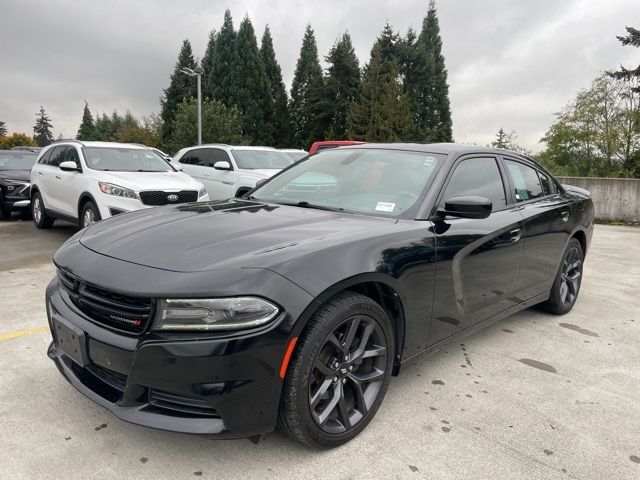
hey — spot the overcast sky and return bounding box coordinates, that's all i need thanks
[1,0,638,150]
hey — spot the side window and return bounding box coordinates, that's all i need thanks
[442,157,506,210]
[208,148,231,167]
[66,147,80,165]
[48,146,68,167]
[538,171,555,196]
[504,160,544,202]
[38,148,53,164]
[180,149,207,166]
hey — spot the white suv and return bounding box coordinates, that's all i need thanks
[30,141,209,229]
[172,145,295,199]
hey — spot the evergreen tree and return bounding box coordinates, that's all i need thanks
[290,25,325,147]
[260,25,292,146]
[76,101,96,140]
[201,29,217,96]
[324,32,361,139]
[160,39,197,145]
[230,17,274,145]
[608,26,640,92]
[207,10,236,103]
[372,23,401,67]
[94,113,113,141]
[0,121,7,137]
[347,47,413,142]
[33,106,54,147]
[405,0,453,142]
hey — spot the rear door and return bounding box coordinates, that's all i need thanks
[502,158,571,301]
[37,145,68,212]
[429,155,524,345]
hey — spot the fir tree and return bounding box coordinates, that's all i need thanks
[201,29,217,96]
[290,25,325,147]
[347,47,413,142]
[324,32,361,139]
[160,39,197,145]
[491,127,509,148]
[260,25,292,146]
[608,26,640,92]
[33,106,54,147]
[229,17,274,145]
[94,113,112,141]
[207,10,236,103]
[0,121,7,137]
[406,0,453,142]
[372,23,401,67]
[76,101,96,140]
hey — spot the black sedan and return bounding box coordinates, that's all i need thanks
[46,143,594,448]
[0,149,39,219]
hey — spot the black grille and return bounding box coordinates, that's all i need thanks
[148,390,220,417]
[139,190,198,206]
[87,364,128,392]
[57,269,153,334]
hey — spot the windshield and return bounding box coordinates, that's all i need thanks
[0,151,38,170]
[284,151,308,162]
[251,148,444,217]
[82,147,174,172]
[232,149,295,170]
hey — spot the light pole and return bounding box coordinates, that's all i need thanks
[180,66,204,145]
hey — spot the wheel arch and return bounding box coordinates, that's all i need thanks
[77,192,98,219]
[570,228,588,257]
[292,273,407,376]
[235,186,253,198]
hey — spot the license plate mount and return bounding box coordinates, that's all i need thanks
[53,316,88,367]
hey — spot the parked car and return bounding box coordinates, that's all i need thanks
[11,146,42,153]
[309,140,364,154]
[172,144,295,199]
[279,148,308,162]
[30,140,208,229]
[0,149,39,219]
[46,143,593,448]
[148,146,172,163]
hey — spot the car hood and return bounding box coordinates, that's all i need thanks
[0,170,30,182]
[87,170,201,191]
[79,199,397,273]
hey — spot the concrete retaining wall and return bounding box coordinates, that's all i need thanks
[557,176,640,222]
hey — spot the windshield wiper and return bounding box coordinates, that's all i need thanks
[288,201,344,212]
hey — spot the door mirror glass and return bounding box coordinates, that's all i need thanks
[59,161,79,172]
[442,196,492,219]
[213,160,232,171]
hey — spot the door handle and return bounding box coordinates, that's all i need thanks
[55,175,62,180]
[38,171,44,175]
[561,211,569,222]
[509,228,522,243]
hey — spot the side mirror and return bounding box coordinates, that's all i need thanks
[174,164,184,171]
[59,161,80,172]
[213,160,232,171]
[440,196,492,219]
[255,179,268,188]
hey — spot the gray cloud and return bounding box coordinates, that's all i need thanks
[1,0,638,150]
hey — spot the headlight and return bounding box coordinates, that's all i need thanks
[198,185,207,197]
[153,297,279,331]
[98,182,136,199]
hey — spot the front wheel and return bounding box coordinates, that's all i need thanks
[80,201,101,228]
[278,292,394,449]
[541,238,584,315]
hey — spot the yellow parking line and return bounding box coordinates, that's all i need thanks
[0,326,49,342]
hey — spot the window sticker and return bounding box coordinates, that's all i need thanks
[375,201,396,212]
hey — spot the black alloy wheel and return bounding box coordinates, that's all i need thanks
[279,292,394,449]
[542,238,584,314]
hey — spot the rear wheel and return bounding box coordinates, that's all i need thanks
[541,238,583,314]
[80,201,101,228]
[278,292,394,449]
[32,192,54,229]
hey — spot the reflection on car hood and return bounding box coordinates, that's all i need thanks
[0,170,31,182]
[87,170,201,191]
[242,168,281,178]
[79,199,397,272]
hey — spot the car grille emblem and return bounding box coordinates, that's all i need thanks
[167,194,179,202]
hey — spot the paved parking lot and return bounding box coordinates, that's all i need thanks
[1,219,638,480]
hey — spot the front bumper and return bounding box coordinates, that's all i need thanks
[45,276,299,438]
[97,193,210,220]
[1,184,31,211]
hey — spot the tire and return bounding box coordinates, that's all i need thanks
[278,292,395,449]
[80,201,101,228]
[235,187,251,198]
[541,238,584,315]
[0,202,11,220]
[32,192,54,229]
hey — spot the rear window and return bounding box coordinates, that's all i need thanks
[504,160,544,202]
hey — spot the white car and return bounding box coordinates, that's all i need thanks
[279,148,308,162]
[30,141,209,229]
[172,145,295,199]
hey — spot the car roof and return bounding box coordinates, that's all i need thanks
[179,144,278,151]
[342,142,531,158]
[44,140,150,150]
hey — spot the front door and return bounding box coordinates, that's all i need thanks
[429,156,524,346]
